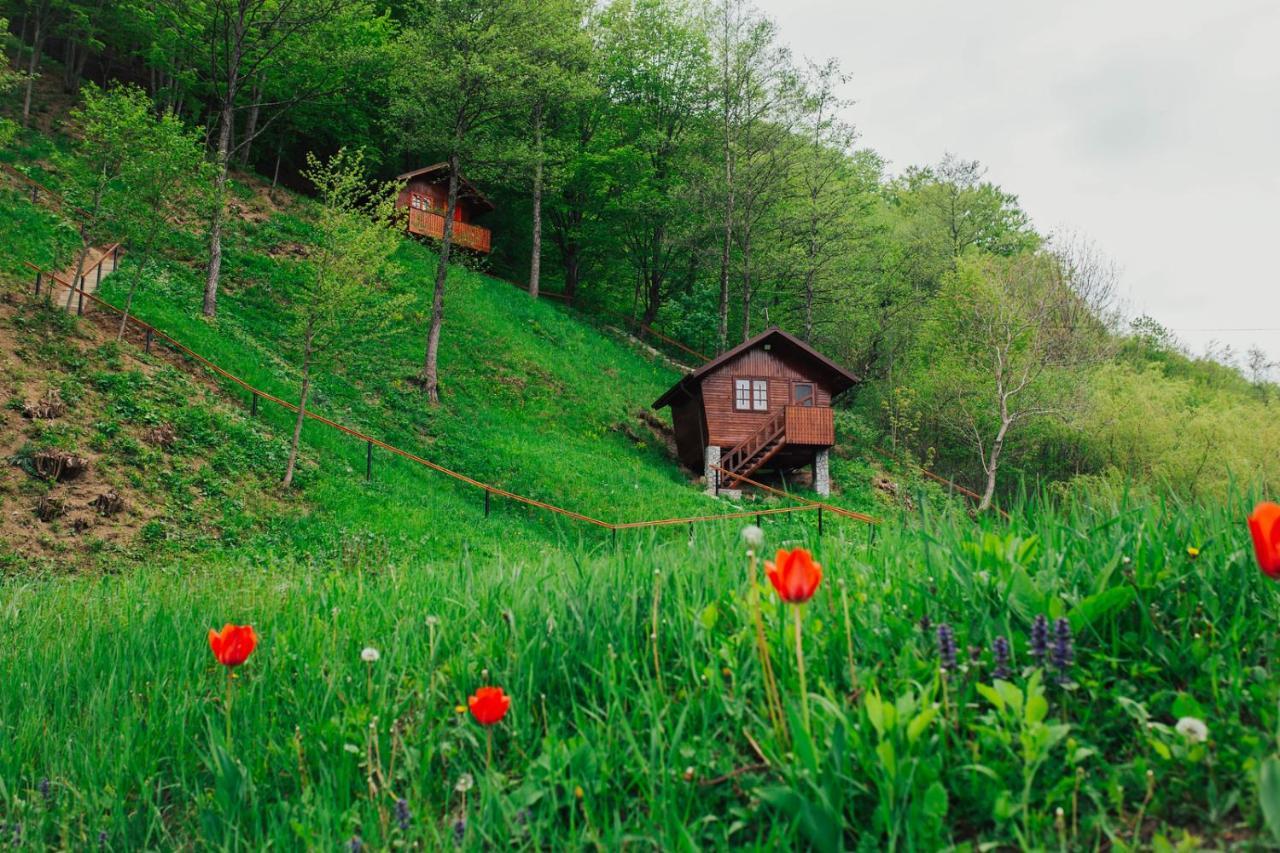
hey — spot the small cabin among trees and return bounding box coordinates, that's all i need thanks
[395,164,494,253]
[653,328,859,496]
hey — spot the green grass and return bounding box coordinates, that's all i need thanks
[1,490,1275,848]
[5,119,1276,849]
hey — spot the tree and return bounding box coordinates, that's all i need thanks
[919,243,1115,511]
[281,149,408,487]
[63,83,143,312]
[512,0,591,299]
[17,0,55,128]
[0,16,24,147]
[181,0,378,318]
[596,0,711,329]
[106,90,212,339]
[389,0,533,402]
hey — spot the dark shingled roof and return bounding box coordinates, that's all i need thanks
[652,326,860,410]
[395,163,495,213]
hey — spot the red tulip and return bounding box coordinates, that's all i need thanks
[765,548,823,604]
[468,686,511,726]
[1249,502,1280,579]
[208,624,258,668]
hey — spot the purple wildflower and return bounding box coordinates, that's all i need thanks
[1030,614,1049,664]
[919,615,932,633]
[936,623,957,671]
[992,636,1012,680]
[452,818,467,846]
[348,836,363,853]
[97,830,108,848]
[38,778,51,803]
[396,798,411,832]
[1052,617,1074,682]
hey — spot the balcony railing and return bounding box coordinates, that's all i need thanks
[783,405,834,445]
[408,208,492,253]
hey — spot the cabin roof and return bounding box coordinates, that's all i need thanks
[395,163,496,212]
[652,327,860,410]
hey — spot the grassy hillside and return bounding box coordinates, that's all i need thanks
[0,122,896,570]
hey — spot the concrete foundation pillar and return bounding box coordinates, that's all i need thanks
[814,448,831,497]
[703,445,721,493]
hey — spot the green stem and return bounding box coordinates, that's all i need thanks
[794,606,809,733]
[486,727,493,772]
[225,669,233,746]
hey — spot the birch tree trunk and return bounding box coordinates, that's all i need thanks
[528,102,543,298]
[283,332,313,488]
[421,150,461,403]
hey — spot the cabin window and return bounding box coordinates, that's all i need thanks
[794,383,815,407]
[410,194,428,211]
[736,378,768,411]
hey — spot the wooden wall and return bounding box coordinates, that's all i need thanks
[396,177,480,223]
[700,348,835,448]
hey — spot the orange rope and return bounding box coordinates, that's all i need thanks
[19,260,875,534]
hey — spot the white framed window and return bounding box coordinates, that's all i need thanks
[752,379,768,411]
[734,379,752,410]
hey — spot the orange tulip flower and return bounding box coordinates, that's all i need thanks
[468,686,511,726]
[208,624,258,668]
[1249,502,1280,579]
[766,548,823,604]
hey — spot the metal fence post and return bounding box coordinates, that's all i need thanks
[484,489,491,517]
[30,186,37,203]
[365,441,373,482]
[818,506,823,537]
[77,278,84,316]
[95,262,103,290]
[144,328,153,353]
[250,392,258,417]
[34,272,41,297]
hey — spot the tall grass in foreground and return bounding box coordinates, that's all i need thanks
[2,490,1276,849]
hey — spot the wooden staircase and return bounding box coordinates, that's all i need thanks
[719,408,787,489]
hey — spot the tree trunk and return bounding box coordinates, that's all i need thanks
[22,15,46,129]
[740,229,752,342]
[563,250,579,304]
[118,229,159,340]
[979,417,1011,512]
[203,5,245,319]
[420,151,461,403]
[240,73,264,167]
[283,337,313,488]
[64,227,93,312]
[204,98,236,318]
[528,103,543,298]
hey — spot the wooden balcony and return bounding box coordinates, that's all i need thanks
[408,208,491,253]
[783,405,834,445]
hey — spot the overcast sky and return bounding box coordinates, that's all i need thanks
[756,0,1280,374]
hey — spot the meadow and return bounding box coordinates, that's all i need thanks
[3,488,1278,849]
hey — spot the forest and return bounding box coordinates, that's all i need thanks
[3,0,1276,507]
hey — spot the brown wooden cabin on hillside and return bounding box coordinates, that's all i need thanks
[652,328,859,496]
[395,164,494,253]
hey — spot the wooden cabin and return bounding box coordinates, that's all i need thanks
[652,328,859,496]
[395,164,494,253]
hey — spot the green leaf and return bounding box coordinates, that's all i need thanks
[1171,693,1205,721]
[923,781,949,821]
[698,603,719,631]
[1260,757,1280,841]
[1025,692,1048,726]
[1067,586,1137,633]
[907,706,938,744]
[976,683,1005,712]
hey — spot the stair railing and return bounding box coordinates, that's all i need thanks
[720,407,787,478]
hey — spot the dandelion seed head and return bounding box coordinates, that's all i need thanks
[1175,716,1209,743]
[361,647,380,663]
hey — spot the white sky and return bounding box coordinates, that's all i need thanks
[756,0,1280,373]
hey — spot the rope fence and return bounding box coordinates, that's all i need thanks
[18,259,877,541]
